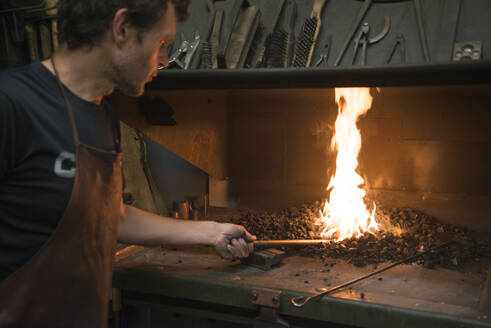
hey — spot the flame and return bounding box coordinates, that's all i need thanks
[318,88,379,242]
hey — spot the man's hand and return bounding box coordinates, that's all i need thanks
[213,223,256,260]
[118,206,256,259]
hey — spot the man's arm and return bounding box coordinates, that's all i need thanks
[118,205,255,259]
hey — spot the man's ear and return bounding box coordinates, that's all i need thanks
[112,8,130,47]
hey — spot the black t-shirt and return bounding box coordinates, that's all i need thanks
[0,61,120,280]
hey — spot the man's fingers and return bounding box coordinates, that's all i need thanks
[236,225,256,243]
[217,223,256,260]
[227,238,251,259]
[237,226,256,254]
[233,238,247,258]
[228,241,241,258]
[222,245,234,260]
[227,243,242,259]
[243,229,256,243]
[247,241,254,254]
[237,238,248,258]
[227,224,256,243]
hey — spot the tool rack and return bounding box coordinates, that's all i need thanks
[156,0,491,89]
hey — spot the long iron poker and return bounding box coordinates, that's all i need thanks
[254,239,332,248]
[290,239,454,307]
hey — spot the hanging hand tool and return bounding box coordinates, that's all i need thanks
[1,6,28,66]
[204,0,218,41]
[256,0,286,67]
[219,0,244,67]
[313,35,331,67]
[210,9,224,69]
[8,11,25,44]
[413,0,430,62]
[25,23,40,62]
[263,0,297,68]
[39,22,52,59]
[292,0,328,67]
[291,239,454,307]
[199,0,226,69]
[435,0,461,62]
[184,32,201,69]
[314,53,328,67]
[385,34,405,64]
[351,16,390,66]
[334,0,372,66]
[168,31,201,69]
[225,5,261,69]
[243,21,264,68]
[197,0,215,69]
[45,0,58,51]
[280,0,297,68]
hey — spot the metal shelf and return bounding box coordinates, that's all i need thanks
[148,60,491,90]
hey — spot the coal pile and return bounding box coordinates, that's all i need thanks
[231,202,491,269]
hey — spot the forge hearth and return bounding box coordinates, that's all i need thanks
[113,79,491,327]
[229,203,491,271]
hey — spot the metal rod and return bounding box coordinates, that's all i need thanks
[254,239,332,248]
[291,240,453,307]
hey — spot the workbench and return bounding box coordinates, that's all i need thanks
[113,242,491,328]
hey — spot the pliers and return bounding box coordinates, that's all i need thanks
[351,16,390,65]
[167,31,201,69]
[314,35,331,67]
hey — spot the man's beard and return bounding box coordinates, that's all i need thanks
[110,65,145,97]
[117,81,144,97]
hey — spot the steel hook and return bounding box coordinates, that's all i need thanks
[291,295,316,307]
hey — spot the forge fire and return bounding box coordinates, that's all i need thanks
[231,88,491,272]
[318,87,378,242]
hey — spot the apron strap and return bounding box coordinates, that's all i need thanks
[102,97,122,153]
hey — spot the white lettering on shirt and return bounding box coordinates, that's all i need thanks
[54,152,76,178]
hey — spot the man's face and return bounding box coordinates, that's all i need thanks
[110,3,177,97]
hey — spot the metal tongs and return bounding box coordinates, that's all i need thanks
[167,31,201,70]
[291,240,453,307]
[351,16,390,65]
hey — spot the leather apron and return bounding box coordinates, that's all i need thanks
[0,58,123,328]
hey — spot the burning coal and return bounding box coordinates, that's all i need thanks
[318,88,378,242]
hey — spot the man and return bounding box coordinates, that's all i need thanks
[0,0,255,326]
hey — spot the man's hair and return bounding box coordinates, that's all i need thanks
[57,0,189,50]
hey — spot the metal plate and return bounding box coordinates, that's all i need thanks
[251,288,282,308]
